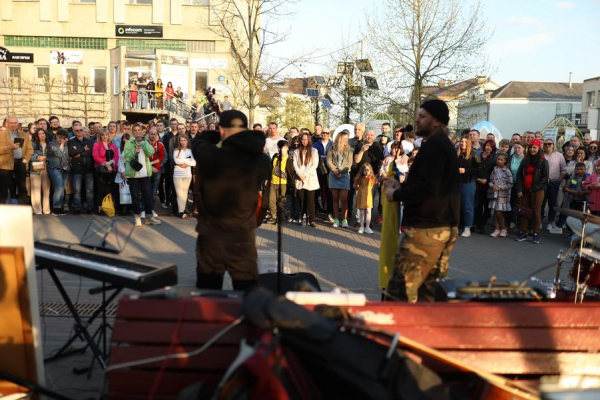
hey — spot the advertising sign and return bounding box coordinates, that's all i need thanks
[564,126,576,141]
[0,47,34,63]
[116,25,163,38]
[50,51,83,65]
[161,55,188,66]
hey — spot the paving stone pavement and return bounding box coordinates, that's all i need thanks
[31,211,575,398]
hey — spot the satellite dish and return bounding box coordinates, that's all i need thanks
[333,124,355,141]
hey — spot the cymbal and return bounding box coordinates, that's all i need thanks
[554,207,600,225]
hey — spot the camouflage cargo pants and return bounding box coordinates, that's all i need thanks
[387,226,458,303]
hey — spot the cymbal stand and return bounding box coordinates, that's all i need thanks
[575,210,591,304]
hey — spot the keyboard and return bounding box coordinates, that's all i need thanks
[35,239,177,292]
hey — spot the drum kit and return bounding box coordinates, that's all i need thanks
[550,207,600,303]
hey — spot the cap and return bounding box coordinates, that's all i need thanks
[219,110,248,128]
[420,99,450,126]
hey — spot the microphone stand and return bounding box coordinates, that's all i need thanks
[276,147,284,294]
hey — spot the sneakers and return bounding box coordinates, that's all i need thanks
[499,229,508,237]
[152,210,158,218]
[161,202,168,209]
[52,208,66,217]
[461,227,471,237]
[140,211,146,219]
[532,234,540,244]
[375,215,384,224]
[365,226,374,234]
[546,223,554,231]
[134,215,142,227]
[551,226,563,235]
[341,219,349,228]
[358,227,364,234]
[333,219,339,228]
[328,214,335,223]
[179,212,188,219]
[515,231,527,242]
[146,216,162,225]
[490,229,501,238]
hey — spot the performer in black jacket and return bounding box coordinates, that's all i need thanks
[192,110,271,291]
[383,99,460,302]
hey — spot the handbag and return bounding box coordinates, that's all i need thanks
[101,194,116,217]
[119,183,132,205]
[515,194,533,219]
[31,161,46,171]
[130,159,143,171]
[486,188,498,200]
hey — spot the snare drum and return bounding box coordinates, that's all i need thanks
[570,255,600,287]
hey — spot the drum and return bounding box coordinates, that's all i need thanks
[570,255,600,287]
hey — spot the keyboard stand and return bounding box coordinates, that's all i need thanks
[42,267,121,372]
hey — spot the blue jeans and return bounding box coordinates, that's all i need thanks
[461,181,476,228]
[48,168,68,208]
[143,171,162,211]
[72,172,95,211]
[129,177,153,215]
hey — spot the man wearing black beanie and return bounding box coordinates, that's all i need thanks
[383,99,460,302]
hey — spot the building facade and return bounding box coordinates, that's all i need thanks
[582,76,600,139]
[458,81,583,138]
[0,0,235,124]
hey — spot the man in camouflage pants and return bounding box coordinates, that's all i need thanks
[383,99,460,302]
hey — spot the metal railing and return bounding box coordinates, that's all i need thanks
[554,112,588,126]
[121,89,193,119]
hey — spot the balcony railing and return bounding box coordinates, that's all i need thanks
[121,89,218,123]
[554,112,588,126]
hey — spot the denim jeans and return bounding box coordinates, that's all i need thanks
[48,168,68,208]
[129,177,153,215]
[143,171,162,211]
[72,172,95,211]
[544,180,560,224]
[461,181,476,228]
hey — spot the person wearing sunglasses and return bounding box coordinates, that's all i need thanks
[587,140,600,164]
[542,138,566,233]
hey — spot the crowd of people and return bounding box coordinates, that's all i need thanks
[1,111,598,246]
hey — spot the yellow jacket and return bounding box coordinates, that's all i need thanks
[0,129,33,170]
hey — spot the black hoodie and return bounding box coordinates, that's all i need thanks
[193,129,271,239]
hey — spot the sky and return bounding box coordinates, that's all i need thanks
[267,0,600,86]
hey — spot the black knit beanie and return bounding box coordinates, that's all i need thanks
[420,99,450,126]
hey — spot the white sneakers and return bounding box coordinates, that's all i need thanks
[358,227,364,234]
[161,203,168,209]
[461,227,471,237]
[364,227,374,234]
[140,211,146,219]
[145,216,161,225]
[134,215,142,227]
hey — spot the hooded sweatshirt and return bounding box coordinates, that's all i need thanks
[193,129,271,239]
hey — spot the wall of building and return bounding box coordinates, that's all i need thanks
[0,0,236,123]
[582,77,600,112]
[488,100,582,135]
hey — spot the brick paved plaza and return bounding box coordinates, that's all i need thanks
[33,212,574,398]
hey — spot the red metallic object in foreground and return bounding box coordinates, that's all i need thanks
[107,297,600,399]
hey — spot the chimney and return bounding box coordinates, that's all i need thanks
[439,79,446,88]
[569,72,573,88]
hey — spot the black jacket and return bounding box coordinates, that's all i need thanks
[193,129,271,239]
[476,152,497,191]
[458,152,481,184]
[393,133,460,228]
[68,137,94,174]
[515,158,549,194]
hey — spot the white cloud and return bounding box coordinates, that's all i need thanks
[506,17,547,30]
[555,2,576,8]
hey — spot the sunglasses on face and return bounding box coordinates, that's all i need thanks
[544,143,553,146]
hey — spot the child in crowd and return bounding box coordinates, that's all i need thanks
[129,80,138,109]
[489,152,513,237]
[565,162,590,212]
[584,159,600,215]
[268,140,289,223]
[353,163,377,234]
[498,139,510,154]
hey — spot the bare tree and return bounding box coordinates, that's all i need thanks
[206,0,309,125]
[366,0,491,119]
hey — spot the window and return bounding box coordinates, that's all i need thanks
[183,0,209,5]
[71,0,95,3]
[36,66,50,92]
[113,66,119,95]
[64,68,78,92]
[92,67,107,93]
[8,66,21,91]
[187,41,216,53]
[126,0,152,4]
[117,39,186,51]
[588,91,596,108]
[194,71,208,95]
[4,36,107,50]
